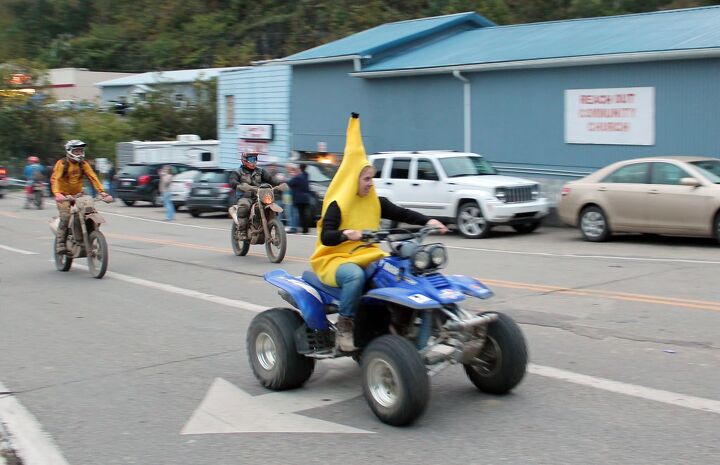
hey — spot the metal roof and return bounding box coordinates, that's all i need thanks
[96,67,247,87]
[278,12,494,63]
[352,6,720,76]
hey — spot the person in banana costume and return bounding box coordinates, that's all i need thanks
[311,113,448,351]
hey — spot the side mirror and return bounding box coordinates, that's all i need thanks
[680,177,700,187]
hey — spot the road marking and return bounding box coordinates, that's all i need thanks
[449,244,720,265]
[182,360,372,434]
[481,278,720,312]
[0,244,38,255]
[0,381,71,465]
[529,364,720,415]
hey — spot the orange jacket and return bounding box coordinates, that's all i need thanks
[51,159,104,195]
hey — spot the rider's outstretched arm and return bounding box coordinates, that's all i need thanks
[379,197,429,225]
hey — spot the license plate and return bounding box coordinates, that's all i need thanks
[196,189,210,195]
[121,181,130,187]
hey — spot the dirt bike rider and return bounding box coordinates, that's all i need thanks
[310,114,448,352]
[50,140,112,255]
[229,151,284,238]
[23,155,45,208]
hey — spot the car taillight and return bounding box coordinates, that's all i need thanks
[561,186,571,196]
[138,175,150,185]
[0,168,6,176]
[218,183,231,194]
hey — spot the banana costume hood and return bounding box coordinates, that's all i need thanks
[310,114,387,286]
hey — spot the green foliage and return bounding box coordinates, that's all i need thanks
[5,0,718,70]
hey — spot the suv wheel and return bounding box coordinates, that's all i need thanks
[152,190,162,207]
[456,202,491,238]
[122,199,135,206]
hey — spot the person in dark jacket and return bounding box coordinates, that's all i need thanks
[288,163,313,234]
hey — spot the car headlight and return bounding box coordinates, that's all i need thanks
[412,249,431,271]
[531,184,540,199]
[428,245,447,268]
[495,187,506,202]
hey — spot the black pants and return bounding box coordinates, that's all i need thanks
[295,203,311,233]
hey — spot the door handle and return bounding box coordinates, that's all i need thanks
[597,187,607,191]
[412,183,420,186]
[649,189,660,194]
[385,182,393,185]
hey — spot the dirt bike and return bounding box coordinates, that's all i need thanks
[49,193,112,279]
[247,226,528,426]
[24,180,45,209]
[229,183,288,263]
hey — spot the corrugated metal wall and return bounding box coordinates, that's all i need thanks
[218,65,291,169]
[291,58,720,176]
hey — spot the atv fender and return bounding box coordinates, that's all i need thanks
[264,270,331,330]
[363,287,441,309]
[446,275,494,299]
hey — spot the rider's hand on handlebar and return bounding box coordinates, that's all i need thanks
[343,229,363,241]
[54,193,66,203]
[426,219,449,234]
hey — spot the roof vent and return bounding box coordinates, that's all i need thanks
[177,134,200,142]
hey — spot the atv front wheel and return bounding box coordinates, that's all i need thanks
[247,308,315,390]
[361,335,429,426]
[463,312,527,394]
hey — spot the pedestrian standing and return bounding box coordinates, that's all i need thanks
[288,163,312,234]
[284,163,299,233]
[159,165,175,221]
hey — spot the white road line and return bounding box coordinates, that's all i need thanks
[529,364,720,415]
[74,264,266,313]
[0,244,39,255]
[0,382,71,465]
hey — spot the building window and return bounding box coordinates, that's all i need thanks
[225,95,234,129]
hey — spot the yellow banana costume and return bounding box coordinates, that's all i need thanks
[310,114,387,286]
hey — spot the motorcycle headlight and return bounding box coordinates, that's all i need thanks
[412,249,431,271]
[428,245,447,268]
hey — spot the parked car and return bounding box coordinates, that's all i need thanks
[116,163,194,206]
[185,169,235,217]
[557,156,720,242]
[368,151,549,238]
[168,169,205,209]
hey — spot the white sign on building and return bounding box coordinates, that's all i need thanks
[238,124,273,141]
[565,87,655,145]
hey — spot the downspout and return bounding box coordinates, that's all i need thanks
[452,70,471,153]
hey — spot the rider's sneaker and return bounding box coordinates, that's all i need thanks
[335,316,358,352]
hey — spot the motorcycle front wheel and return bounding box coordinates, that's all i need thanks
[53,238,73,272]
[230,222,250,256]
[265,218,287,263]
[87,230,109,279]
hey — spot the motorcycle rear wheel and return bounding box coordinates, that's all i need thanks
[87,230,109,279]
[265,218,287,263]
[53,238,73,272]
[230,223,250,256]
[34,190,43,209]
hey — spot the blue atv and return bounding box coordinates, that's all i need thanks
[246,226,528,426]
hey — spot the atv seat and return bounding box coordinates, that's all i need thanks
[302,271,342,300]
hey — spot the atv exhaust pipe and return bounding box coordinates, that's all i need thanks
[443,312,498,332]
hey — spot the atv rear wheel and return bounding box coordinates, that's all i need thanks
[247,308,315,390]
[463,312,527,394]
[361,335,429,426]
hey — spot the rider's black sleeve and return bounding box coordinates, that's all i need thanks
[380,197,429,225]
[320,201,346,246]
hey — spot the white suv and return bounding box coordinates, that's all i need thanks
[369,151,549,238]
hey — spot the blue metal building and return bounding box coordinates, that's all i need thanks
[264,6,720,198]
[216,6,720,202]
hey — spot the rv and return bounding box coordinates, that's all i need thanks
[116,135,219,169]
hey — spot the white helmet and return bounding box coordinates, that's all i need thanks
[65,139,86,161]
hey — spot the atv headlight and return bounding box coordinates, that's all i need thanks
[412,249,431,271]
[428,245,447,268]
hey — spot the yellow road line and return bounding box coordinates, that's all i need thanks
[104,232,720,313]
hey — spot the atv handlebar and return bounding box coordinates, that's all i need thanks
[360,225,443,244]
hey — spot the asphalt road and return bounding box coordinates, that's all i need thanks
[1,194,718,465]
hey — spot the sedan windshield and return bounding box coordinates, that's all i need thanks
[690,160,720,183]
[439,156,498,177]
